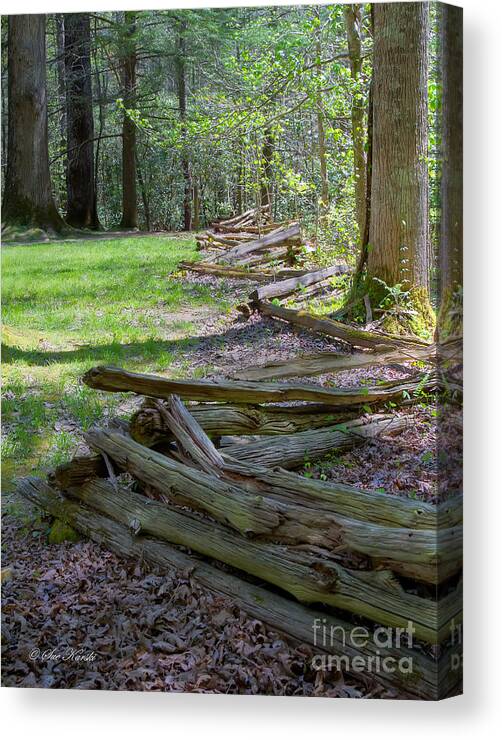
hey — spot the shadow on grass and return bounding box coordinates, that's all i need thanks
[1,321,261,369]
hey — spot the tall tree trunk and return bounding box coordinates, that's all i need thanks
[260,128,273,212]
[314,8,329,228]
[439,4,463,319]
[64,13,99,229]
[93,22,105,226]
[367,2,432,327]
[2,15,64,232]
[120,11,138,229]
[236,149,244,214]
[55,15,67,210]
[176,21,191,231]
[136,154,151,231]
[344,3,366,243]
[192,179,200,231]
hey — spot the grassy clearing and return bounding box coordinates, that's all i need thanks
[1,234,231,490]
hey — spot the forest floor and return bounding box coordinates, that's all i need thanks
[1,233,453,695]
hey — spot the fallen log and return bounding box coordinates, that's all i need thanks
[17,476,459,699]
[234,246,293,268]
[218,224,301,263]
[135,396,462,585]
[213,205,271,229]
[217,223,280,235]
[50,404,361,489]
[134,396,398,473]
[232,346,436,381]
[178,261,309,282]
[201,232,259,248]
[221,460,462,531]
[257,300,430,350]
[83,365,439,407]
[52,439,461,532]
[283,283,341,308]
[249,264,350,303]
[83,423,461,585]
[142,396,462,584]
[179,262,271,282]
[18,475,460,642]
[221,414,408,469]
[131,400,360,445]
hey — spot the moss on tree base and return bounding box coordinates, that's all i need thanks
[340,279,436,340]
[438,287,463,341]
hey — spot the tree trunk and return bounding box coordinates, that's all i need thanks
[93,16,105,225]
[368,3,431,321]
[439,4,463,325]
[192,178,200,231]
[260,128,274,212]
[176,21,192,231]
[120,11,138,229]
[314,8,329,227]
[236,149,244,214]
[344,4,366,243]
[136,154,151,231]
[2,15,64,233]
[64,13,99,229]
[54,15,67,210]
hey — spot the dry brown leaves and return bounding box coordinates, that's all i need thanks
[1,512,394,697]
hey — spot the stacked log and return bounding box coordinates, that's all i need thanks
[18,476,459,699]
[18,366,462,698]
[195,204,275,251]
[185,206,311,281]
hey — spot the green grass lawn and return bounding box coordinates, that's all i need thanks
[1,234,230,490]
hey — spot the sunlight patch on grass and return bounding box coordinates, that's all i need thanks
[1,234,229,490]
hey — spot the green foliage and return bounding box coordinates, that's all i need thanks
[38,5,373,241]
[1,234,229,490]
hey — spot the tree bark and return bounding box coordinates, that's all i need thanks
[54,14,67,209]
[136,154,151,230]
[439,4,463,315]
[192,178,200,231]
[260,128,274,213]
[176,20,192,231]
[368,3,429,297]
[344,4,366,244]
[119,11,138,229]
[314,8,329,227]
[2,15,64,232]
[64,13,100,229]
